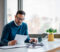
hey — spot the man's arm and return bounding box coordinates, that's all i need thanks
[24,23,37,43]
[1,24,10,46]
[24,23,30,43]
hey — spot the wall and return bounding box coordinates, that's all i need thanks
[0,0,4,36]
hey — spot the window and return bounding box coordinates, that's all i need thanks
[23,0,60,34]
[7,0,18,23]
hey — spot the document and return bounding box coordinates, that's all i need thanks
[0,45,27,49]
[15,34,27,45]
[26,42,44,49]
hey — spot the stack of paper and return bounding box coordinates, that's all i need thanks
[0,45,27,49]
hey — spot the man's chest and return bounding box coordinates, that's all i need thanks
[10,27,25,35]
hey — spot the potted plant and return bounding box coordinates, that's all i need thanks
[46,28,57,41]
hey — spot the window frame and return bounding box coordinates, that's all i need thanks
[4,0,7,25]
[18,0,23,10]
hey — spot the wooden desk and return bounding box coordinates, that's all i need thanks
[48,47,60,52]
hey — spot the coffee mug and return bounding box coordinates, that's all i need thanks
[38,36,42,42]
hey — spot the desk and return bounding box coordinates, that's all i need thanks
[0,38,60,52]
[0,45,27,52]
[28,38,60,52]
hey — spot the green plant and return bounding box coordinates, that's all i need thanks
[46,28,57,34]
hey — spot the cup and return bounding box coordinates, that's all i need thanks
[38,36,42,43]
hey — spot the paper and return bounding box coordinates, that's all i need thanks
[15,34,27,45]
[27,43,44,49]
[0,45,27,49]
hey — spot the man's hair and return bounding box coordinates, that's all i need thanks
[16,10,25,16]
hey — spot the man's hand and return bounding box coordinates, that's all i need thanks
[29,38,37,43]
[8,40,17,46]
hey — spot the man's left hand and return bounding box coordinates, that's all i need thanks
[29,38,37,43]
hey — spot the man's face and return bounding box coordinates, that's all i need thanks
[15,14,25,26]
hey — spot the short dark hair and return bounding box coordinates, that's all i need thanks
[16,10,25,16]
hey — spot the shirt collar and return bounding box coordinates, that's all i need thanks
[14,21,22,26]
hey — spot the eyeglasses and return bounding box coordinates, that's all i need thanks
[16,17,24,21]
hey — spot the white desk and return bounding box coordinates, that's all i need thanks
[0,38,60,52]
[0,48,27,52]
[28,38,60,52]
[0,44,28,52]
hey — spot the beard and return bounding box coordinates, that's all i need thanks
[17,22,22,26]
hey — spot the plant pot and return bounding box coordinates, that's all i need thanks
[48,33,54,41]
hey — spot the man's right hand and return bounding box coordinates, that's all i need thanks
[8,40,17,46]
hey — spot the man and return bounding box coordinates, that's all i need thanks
[1,10,37,46]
